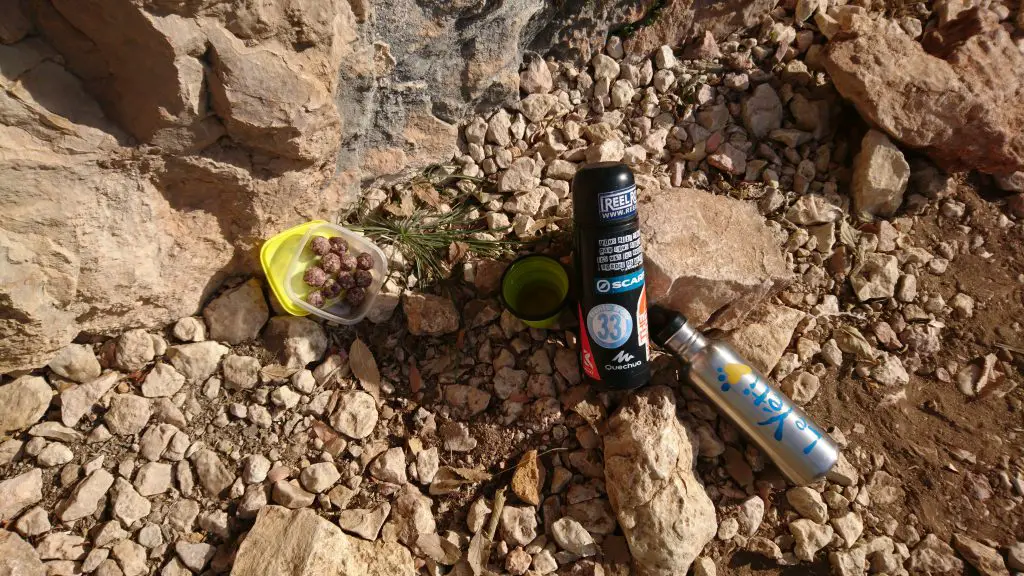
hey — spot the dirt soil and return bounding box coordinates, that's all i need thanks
[727,180,1024,575]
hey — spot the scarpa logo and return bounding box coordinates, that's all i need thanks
[595,270,645,294]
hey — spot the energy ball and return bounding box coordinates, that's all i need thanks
[339,253,358,272]
[306,290,325,308]
[303,266,328,287]
[310,236,332,256]
[322,279,342,299]
[345,286,366,306]
[329,237,349,254]
[354,269,373,288]
[336,271,356,289]
[356,252,374,270]
[321,252,342,274]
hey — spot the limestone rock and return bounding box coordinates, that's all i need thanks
[0,468,43,523]
[263,317,328,368]
[48,344,102,383]
[952,533,1008,576]
[641,188,790,330]
[0,376,52,434]
[141,363,186,398]
[742,83,783,139]
[114,330,156,372]
[402,293,460,336]
[369,447,407,484]
[172,317,206,342]
[331,391,378,439]
[907,534,964,573]
[300,462,341,493]
[339,503,390,540]
[61,372,119,427]
[222,355,261,390]
[851,130,909,218]
[500,506,538,547]
[790,519,834,561]
[203,280,269,344]
[604,386,716,575]
[551,517,597,557]
[111,478,152,528]
[384,486,436,546]
[272,481,315,509]
[166,342,229,382]
[231,506,414,575]
[0,530,46,576]
[59,469,114,523]
[823,15,1024,174]
[851,254,899,301]
[190,449,235,497]
[724,303,804,374]
[786,487,828,524]
[105,394,152,436]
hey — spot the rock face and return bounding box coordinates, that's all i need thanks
[640,188,791,329]
[230,506,413,576]
[604,386,717,576]
[824,11,1024,175]
[0,0,775,374]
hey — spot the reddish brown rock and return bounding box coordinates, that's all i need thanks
[824,11,1024,175]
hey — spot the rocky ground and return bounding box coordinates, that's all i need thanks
[3,1,1024,575]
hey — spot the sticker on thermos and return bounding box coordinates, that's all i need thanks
[597,185,637,221]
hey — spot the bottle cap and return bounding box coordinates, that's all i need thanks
[649,305,688,347]
[571,162,637,229]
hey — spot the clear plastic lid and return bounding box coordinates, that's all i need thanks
[282,223,388,324]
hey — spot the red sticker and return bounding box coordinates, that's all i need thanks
[578,303,600,380]
[637,286,649,359]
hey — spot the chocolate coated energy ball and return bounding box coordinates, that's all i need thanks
[306,290,324,307]
[329,237,349,254]
[354,269,373,288]
[303,266,327,287]
[310,236,332,256]
[345,286,366,306]
[356,252,374,271]
[339,253,358,272]
[336,271,355,289]
[321,252,342,274]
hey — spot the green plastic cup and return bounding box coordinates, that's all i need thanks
[500,255,570,329]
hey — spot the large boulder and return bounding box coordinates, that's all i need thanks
[823,10,1024,175]
[604,386,716,576]
[230,506,414,576]
[640,188,791,330]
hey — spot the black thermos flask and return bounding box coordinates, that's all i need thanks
[571,163,650,390]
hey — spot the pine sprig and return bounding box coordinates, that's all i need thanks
[352,204,520,283]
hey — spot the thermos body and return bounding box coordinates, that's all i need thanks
[658,315,839,485]
[572,163,651,390]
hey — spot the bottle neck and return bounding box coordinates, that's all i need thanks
[662,320,708,363]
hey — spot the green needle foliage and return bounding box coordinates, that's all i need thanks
[352,204,521,284]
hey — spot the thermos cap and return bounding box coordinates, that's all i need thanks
[649,305,688,347]
[571,163,637,229]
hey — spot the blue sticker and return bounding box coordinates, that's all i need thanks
[597,185,637,222]
[595,269,645,294]
[586,303,633,349]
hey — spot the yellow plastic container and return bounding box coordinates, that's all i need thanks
[260,220,388,323]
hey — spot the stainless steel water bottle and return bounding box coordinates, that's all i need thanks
[572,163,650,390]
[650,306,839,485]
